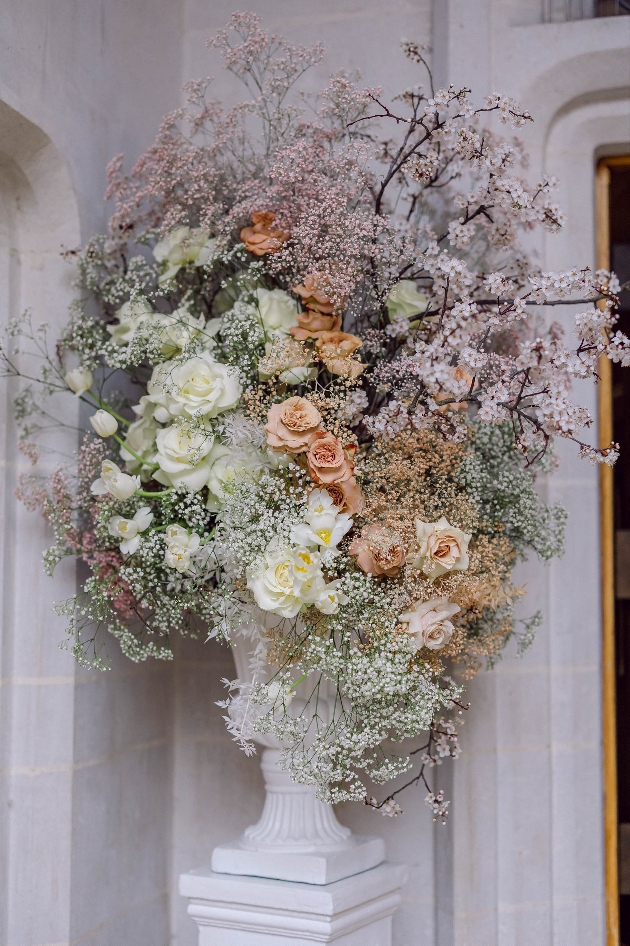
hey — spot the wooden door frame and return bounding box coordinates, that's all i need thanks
[598,155,630,946]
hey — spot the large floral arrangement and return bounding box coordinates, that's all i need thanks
[4,14,625,816]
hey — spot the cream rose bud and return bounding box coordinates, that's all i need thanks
[147,352,242,422]
[91,460,140,500]
[399,598,460,651]
[385,280,427,320]
[251,288,299,339]
[89,410,118,438]
[65,367,93,396]
[107,506,153,555]
[163,524,201,573]
[412,516,471,580]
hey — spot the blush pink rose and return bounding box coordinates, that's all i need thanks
[306,432,354,484]
[265,396,322,453]
[323,477,365,515]
[349,523,407,578]
[289,310,342,340]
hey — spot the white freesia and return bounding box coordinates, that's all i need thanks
[89,410,118,438]
[65,367,93,396]
[153,422,216,491]
[302,574,348,614]
[247,543,329,618]
[107,298,154,346]
[411,516,471,580]
[163,524,201,573]
[290,489,353,550]
[147,351,242,422]
[266,680,296,708]
[385,280,427,320]
[250,288,299,339]
[107,506,154,555]
[398,598,460,651]
[91,460,139,500]
[153,226,216,283]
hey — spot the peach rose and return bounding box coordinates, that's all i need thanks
[240,212,289,256]
[265,396,322,453]
[289,310,342,340]
[292,275,336,315]
[324,477,365,515]
[349,523,407,578]
[315,331,364,379]
[306,432,354,484]
[411,516,471,580]
[398,598,460,651]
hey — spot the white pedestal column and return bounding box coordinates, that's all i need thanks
[180,628,407,943]
[179,862,408,946]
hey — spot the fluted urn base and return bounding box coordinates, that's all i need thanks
[211,748,385,884]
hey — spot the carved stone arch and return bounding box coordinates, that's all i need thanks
[0,99,82,946]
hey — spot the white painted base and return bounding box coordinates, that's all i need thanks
[179,862,408,945]
[211,834,385,885]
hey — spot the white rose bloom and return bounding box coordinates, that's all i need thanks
[411,516,471,580]
[107,506,154,555]
[250,288,299,339]
[89,410,118,438]
[153,423,217,492]
[91,460,139,500]
[205,444,268,512]
[163,524,201,573]
[290,489,353,550]
[147,351,242,423]
[152,307,208,359]
[153,226,216,283]
[65,367,93,396]
[398,598,460,651]
[106,298,154,346]
[385,280,427,320]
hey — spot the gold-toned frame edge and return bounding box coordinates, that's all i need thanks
[598,155,630,946]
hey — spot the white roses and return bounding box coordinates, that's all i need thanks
[412,516,471,580]
[249,288,299,339]
[108,507,153,555]
[399,598,460,651]
[247,542,347,619]
[147,351,242,423]
[163,524,201,573]
[153,226,216,283]
[385,280,427,320]
[91,460,139,500]
[153,424,226,492]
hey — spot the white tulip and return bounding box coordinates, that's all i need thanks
[107,506,154,555]
[65,367,93,396]
[91,460,140,500]
[89,410,119,438]
[251,288,299,339]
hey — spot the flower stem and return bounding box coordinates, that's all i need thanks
[84,391,130,427]
[136,488,173,499]
[113,433,160,471]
